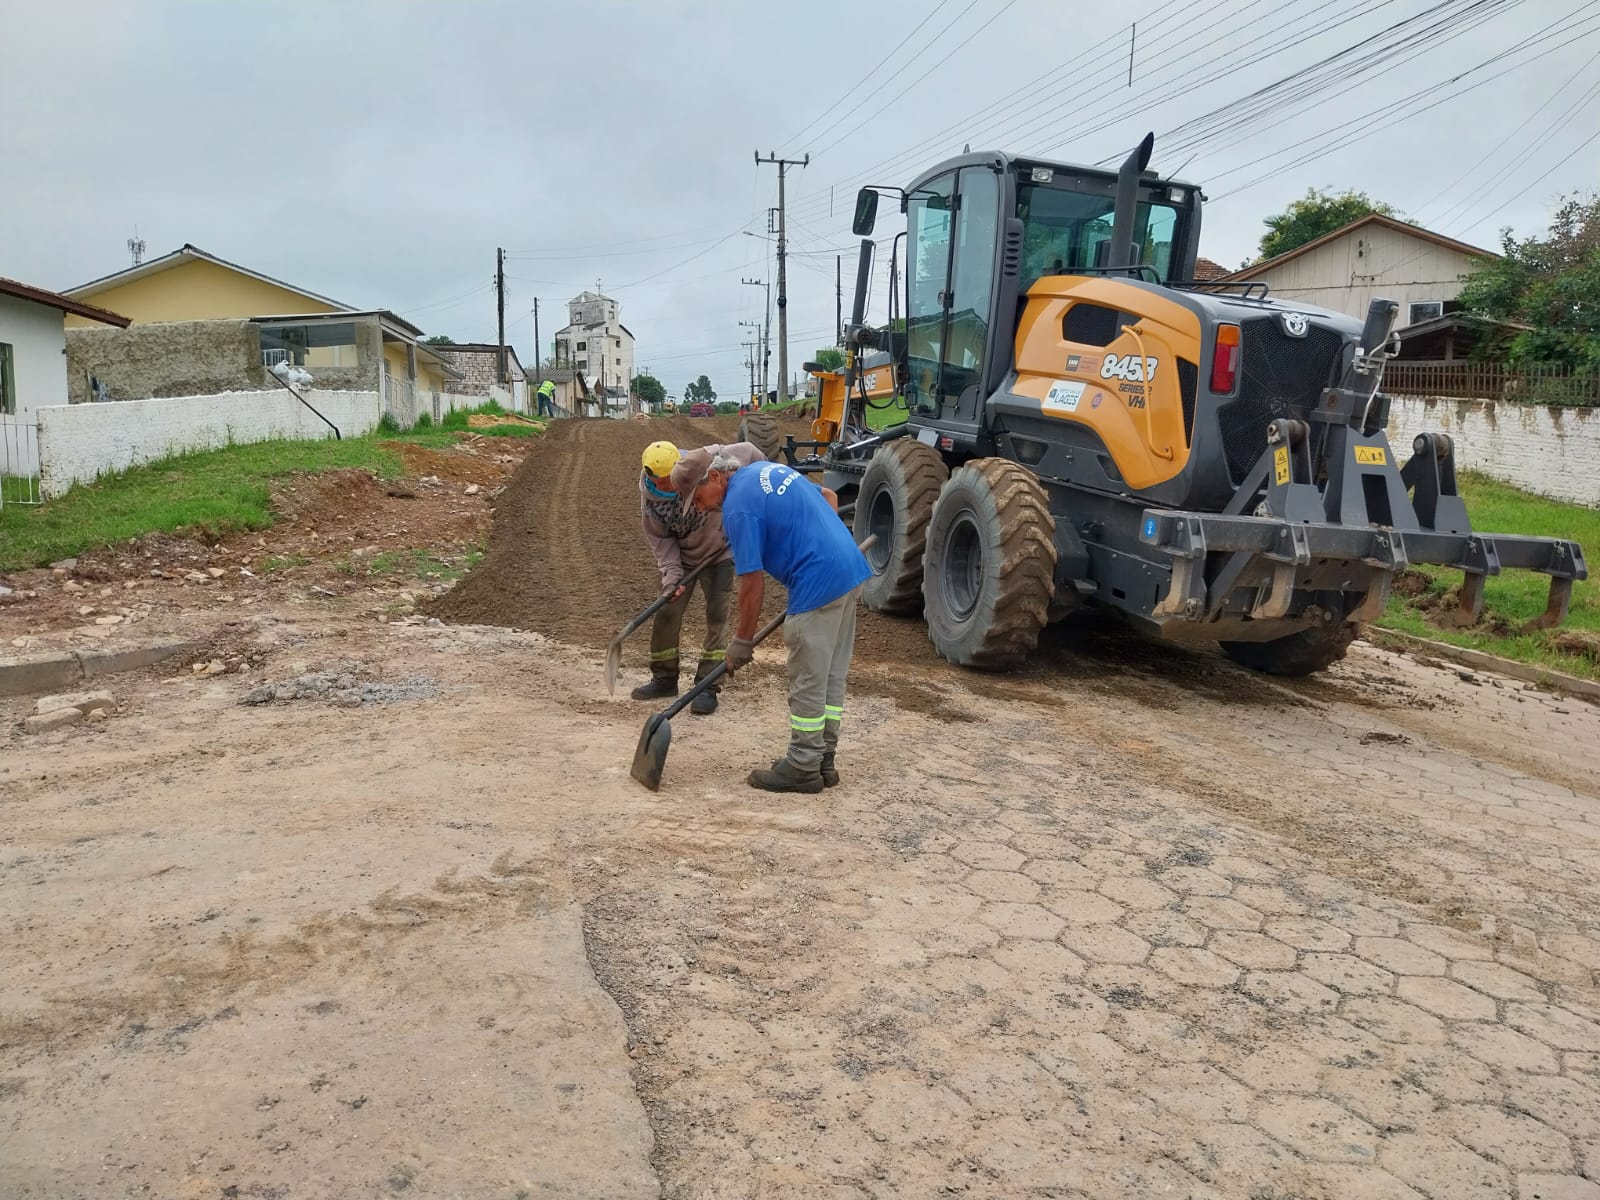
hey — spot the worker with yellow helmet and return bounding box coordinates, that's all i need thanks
[635,437,767,713]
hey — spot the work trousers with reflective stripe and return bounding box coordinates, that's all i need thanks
[648,558,735,689]
[782,585,861,772]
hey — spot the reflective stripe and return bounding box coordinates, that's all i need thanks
[699,649,726,661]
[789,713,827,732]
[649,648,679,662]
[824,705,844,721]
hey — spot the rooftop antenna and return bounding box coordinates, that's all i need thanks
[127,228,146,266]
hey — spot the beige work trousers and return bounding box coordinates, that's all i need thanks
[781,585,861,772]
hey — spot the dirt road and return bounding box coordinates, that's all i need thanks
[4,418,1600,1198]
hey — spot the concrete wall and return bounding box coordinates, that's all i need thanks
[1387,394,1600,507]
[65,257,343,327]
[66,319,266,404]
[0,293,69,418]
[36,389,382,497]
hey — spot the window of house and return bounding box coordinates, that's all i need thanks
[0,342,15,415]
[576,358,588,370]
[1408,301,1444,325]
[577,340,588,351]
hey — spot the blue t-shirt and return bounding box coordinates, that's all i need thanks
[722,463,871,615]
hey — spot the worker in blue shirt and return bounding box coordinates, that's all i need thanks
[682,454,870,793]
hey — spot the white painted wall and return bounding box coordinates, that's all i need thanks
[0,294,69,477]
[1387,394,1600,508]
[1247,223,1484,325]
[36,389,382,498]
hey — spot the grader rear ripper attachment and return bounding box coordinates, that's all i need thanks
[786,134,1585,676]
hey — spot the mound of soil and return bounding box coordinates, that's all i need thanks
[426,417,940,671]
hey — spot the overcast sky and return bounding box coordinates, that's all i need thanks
[3,0,1596,402]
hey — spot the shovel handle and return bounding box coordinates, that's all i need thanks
[617,558,715,640]
[653,610,787,722]
[651,534,875,722]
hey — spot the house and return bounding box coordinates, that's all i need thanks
[1394,312,1530,362]
[59,246,462,421]
[1217,214,1495,327]
[1192,256,1229,282]
[0,276,129,478]
[553,290,635,404]
[432,342,527,411]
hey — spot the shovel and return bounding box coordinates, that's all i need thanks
[604,560,713,695]
[629,534,874,792]
[629,609,788,792]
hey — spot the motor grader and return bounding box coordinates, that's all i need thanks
[783,134,1586,675]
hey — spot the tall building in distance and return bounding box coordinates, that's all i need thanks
[553,288,635,405]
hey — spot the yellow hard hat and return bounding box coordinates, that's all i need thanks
[641,440,681,478]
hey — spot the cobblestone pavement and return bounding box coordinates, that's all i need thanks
[3,618,1598,1197]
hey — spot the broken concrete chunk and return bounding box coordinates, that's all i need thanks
[63,580,84,593]
[464,483,481,496]
[24,708,85,734]
[94,615,124,626]
[33,690,115,716]
[207,567,226,578]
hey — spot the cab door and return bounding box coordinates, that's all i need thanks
[905,167,1002,436]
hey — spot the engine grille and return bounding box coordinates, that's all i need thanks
[1217,316,1345,482]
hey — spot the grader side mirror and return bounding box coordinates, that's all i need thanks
[852,189,879,236]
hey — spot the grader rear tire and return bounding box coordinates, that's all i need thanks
[1221,623,1358,677]
[922,459,1057,669]
[852,441,949,614]
[738,410,781,461]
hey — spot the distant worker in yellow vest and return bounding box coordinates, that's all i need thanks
[536,378,556,418]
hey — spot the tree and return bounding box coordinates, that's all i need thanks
[424,334,455,345]
[1456,194,1600,369]
[631,371,666,408]
[812,347,846,372]
[1256,188,1400,262]
[684,375,717,405]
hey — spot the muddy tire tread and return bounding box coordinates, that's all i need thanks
[853,441,949,614]
[1221,623,1359,677]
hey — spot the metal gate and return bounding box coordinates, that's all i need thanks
[0,414,41,508]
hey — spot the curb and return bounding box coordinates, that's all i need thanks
[0,639,195,699]
[1365,629,1600,702]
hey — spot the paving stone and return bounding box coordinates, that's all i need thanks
[1541,934,1600,971]
[1451,959,1547,1002]
[1079,848,1145,875]
[1098,876,1176,911]
[1303,953,1396,996]
[1208,930,1298,970]
[1318,1064,1440,1130]
[986,938,1085,981]
[1354,936,1448,976]
[1504,1002,1600,1052]
[1515,1174,1600,1200]
[1343,998,1448,1044]
[1337,903,1403,938]
[1154,867,1233,896]
[975,902,1064,941]
[1500,1072,1600,1139]
[1308,1165,1429,1199]
[1164,1121,1308,1194]
[951,841,1026,872]
[1382,1132,1510,1200]
[1024,857,1098,889]
[925,954,1013,996]
[962,870,1041,903]
[1010,981,1109,1037]
[1121,910,1209,948]
[1149,947,1239,989]
[1396,974,1499,1021]
[945,1052,1063,1117]
[1044,892,1127,925]
[1107,1009,1215,1062]
[1243,970,1341,1015]
[1253,1094,1380,1163]
[1266,916,1353,952]
[1382,1043,1501,1105]
[1225,1043,1323,1094]
[1183,896,1263,932]
[1057,924,1150,966]
[1404,923,1496,961]
[1445,1102,1575,1172]
[1451,1024,1562,1074]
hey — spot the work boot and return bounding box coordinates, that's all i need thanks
[630,675,678,701]
[747,758,824,794]
[690,689,718,716]
[820,752,840,788]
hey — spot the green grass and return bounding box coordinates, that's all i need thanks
[2,475,41,505]
[1373,471,1600,678]
[0,414,538,570]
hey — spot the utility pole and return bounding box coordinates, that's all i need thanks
[496,247,507,386]
[532,298,541,386]
[755,150,808,404]
[742,340,759,406]
[836,255,843,346]
[741,277,769,402]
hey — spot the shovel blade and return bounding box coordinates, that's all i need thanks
[603,636,625,696]
[629,712,673,791]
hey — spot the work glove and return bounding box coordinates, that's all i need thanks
[725,636,755,674]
